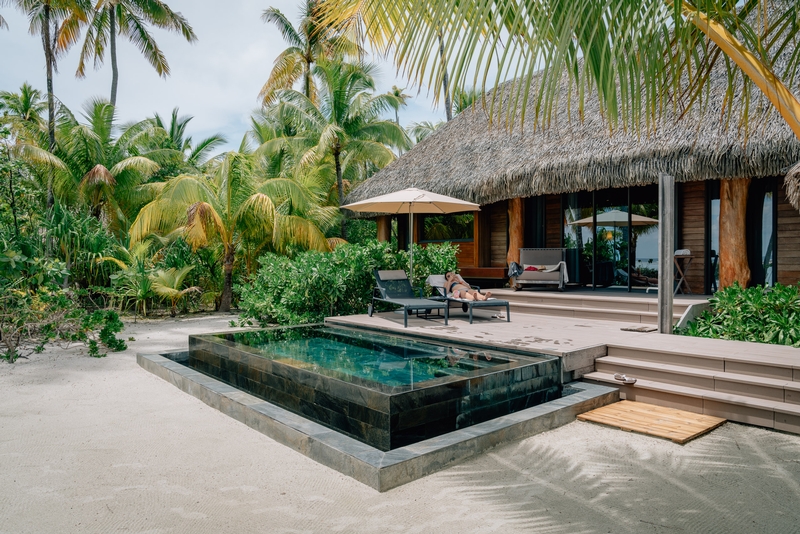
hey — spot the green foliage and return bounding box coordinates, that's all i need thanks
[237,240,458,326]
[45,204,120,288]
[0,242,127,362]
[343,219,377,245]
[679,283,800,347]
[406,242,459,290]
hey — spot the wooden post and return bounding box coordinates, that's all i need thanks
[658,173,675,334]
[376,215,391,242]
[719,178,751,288]
[507,198,524,288]
[507,197,524,266]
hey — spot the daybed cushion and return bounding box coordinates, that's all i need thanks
[517,270,561,281]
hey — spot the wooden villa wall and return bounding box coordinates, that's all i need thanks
[777,186,800,285]
[456,242,476,267]
[679,181,707,294]
[487,201,509,266]
[545,195,562,248]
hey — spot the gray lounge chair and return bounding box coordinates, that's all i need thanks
[368,270,449,328]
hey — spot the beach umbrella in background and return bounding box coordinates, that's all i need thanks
[342,187,480,279]
[569,209,659,228]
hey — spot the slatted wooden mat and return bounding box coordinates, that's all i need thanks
[577,400,726,444]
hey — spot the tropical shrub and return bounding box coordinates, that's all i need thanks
[0,243,127,362]
[680,283,800,347]
[237,240,458,326]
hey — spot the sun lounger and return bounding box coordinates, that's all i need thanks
[369,270,449,327]
[426,275,510,324]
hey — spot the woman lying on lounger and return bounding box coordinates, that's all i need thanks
[444,272,492,301]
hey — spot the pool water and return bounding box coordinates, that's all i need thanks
[222,326,512,387]
[181,325,561,450]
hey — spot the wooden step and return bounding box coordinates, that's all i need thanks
[508,301,681,325]
[606,342,800,380]
[595,356,800,403]
[492,289,696,314]
[583,371,800,435]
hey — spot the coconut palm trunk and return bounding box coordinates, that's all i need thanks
[42,3,56,207]
[108,4,118,106]
[438,33,452,122]
[334,147,346,240]
[219,247,235,312]
[5,147,19,236]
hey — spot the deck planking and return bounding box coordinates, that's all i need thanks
[577,400,726,444]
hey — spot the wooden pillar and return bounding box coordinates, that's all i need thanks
[658,173,675,334]
[719,178,751,288]
[507,197,524,265]
[376,215,391,242]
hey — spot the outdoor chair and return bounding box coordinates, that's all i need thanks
[368,270,449,328]
[426,274,510,324]
[513,248,568,291]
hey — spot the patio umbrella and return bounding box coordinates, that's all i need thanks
[569,209,659,228]
[341,187,480,279]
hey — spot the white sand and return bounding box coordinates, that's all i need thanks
[2,315,799,533]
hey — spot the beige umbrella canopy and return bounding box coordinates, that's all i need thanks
[341,187,480,278]
[569,209,658,227]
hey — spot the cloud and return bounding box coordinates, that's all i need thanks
[0,0,445,152]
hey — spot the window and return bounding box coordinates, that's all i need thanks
[419,214,474,242]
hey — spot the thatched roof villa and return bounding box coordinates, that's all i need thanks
[346,64,800,294]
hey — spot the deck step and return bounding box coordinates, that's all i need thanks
[492,289,696,314]
[606,343,800,380]
[508,301,681,325]
[596,356,800,403]
[583,371,800,434]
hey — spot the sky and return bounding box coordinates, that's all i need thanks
[0,0,445,151]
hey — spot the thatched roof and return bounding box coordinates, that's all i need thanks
[347,59,800,207]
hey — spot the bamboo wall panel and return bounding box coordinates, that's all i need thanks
[778,186,800,285]
[476,210,491,267]
[680,182,706,293]
[546,195,562,248]
[488,201,509,266]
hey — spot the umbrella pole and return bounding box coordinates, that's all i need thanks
[409,208,414,281]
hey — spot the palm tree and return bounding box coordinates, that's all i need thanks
[408,120,443,143]
[27,98,161,231]
[137,107,226,180]
[0,83,47,140]
[274,60,410,238]
[453,87,480,115]
[61,0,196,106]
[3,0,89,206]
[259,0,359,106]
[150,108,226,168]
[387,85,411,125]
[151,265,200,316]
[129,151,336,312]
[321,0,800,139]
[0,12,8,28]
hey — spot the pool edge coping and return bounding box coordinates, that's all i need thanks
[137,351,618,492]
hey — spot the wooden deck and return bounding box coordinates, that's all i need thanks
[577,400,726,444]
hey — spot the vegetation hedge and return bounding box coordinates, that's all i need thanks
[237,240,459,326]
[680,283,800,347]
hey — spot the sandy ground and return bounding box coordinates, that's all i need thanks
[2,315,800,534]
